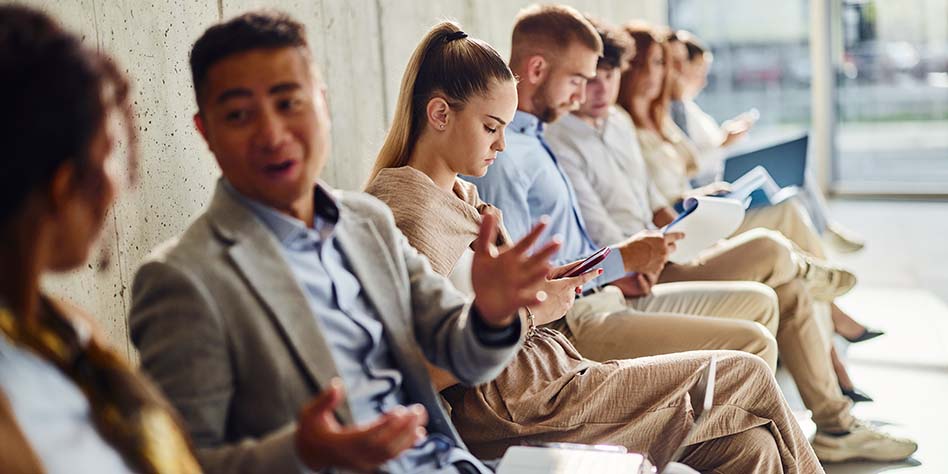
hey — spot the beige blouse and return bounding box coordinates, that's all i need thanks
[636,117,700,204]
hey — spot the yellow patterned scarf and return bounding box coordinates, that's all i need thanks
[0,299,201,474]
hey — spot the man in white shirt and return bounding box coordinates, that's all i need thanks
[543,19,917,463]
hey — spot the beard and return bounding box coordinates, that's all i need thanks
[531,82,577,124]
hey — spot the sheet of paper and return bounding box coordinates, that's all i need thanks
[664,196,745,264]
[496,446,652,474]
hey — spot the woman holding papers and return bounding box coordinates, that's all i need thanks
[365,20,822,473]
[617,22,882,346]
[669,30,867,254]
[614,20,916,462]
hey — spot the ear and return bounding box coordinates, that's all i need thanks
[524,54,549,86]
[426,97,451,131]
[46,161,78,216]
[194,113,208,141]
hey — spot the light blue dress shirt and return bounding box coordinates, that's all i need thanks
[0,329,135,474]
[226,183,490,474]
[463,110,629,288]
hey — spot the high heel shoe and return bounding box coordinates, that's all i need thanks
[843,328,885,344]
[841,385,874,403]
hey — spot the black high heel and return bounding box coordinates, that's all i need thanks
[843,328,885,344]
[841,386,874,403]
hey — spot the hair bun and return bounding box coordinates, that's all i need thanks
[444,30,468,42]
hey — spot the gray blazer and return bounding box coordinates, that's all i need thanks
[130,180,520,474]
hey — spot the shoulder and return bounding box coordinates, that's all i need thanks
[335,190,397,228]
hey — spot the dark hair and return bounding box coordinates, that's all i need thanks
[190,10,309,108]
[681,33,711,62]
[0,5,134,225]
[586,16,635,70]
[369,21,515,184]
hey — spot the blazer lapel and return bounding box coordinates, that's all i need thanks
[206,182,354,424]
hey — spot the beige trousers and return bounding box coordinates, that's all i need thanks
[737,199,827,259]
[445,350,823,473]
[561,283,779,370]
[659,228,854,432]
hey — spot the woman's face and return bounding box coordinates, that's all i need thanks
[47,103,126,272]
[636,43,666,101]
[681,55,710,98]
[441,78,518,177]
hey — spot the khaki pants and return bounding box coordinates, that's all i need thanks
[560,282,780,370]
[445,350,823,473]
[659,228,854,432]
[737,199,827,259]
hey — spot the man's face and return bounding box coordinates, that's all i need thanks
[195,47,331,213]
[532,43,599,123]
[576,65,622,121]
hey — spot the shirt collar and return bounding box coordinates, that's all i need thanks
[509,110,542,137]
[222,180,340,248]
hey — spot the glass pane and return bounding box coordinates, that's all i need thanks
[668,0,812,145]
[835,0,948,193]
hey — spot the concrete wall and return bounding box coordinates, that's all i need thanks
[17,0,665,360]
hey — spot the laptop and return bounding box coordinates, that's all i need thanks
[722,133,808,209]
[495,355,717,474]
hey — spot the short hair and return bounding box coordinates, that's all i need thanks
[510,4,603,67]
[586,16,635,70]
[190,10,309,108]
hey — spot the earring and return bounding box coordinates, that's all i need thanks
[440,124,446,129]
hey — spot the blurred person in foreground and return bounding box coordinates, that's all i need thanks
[0,5,200,474]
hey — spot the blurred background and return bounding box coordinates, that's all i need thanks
[669,0,948,194]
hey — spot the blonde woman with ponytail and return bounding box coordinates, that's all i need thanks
[365,20,824,473]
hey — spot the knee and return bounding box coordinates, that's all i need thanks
[732,323,779,372]
[739,282,781,336]
[743,228,794,259]
[730,426,782,471]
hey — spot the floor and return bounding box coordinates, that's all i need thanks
[799,198,948,473]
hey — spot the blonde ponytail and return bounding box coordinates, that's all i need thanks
[366,21,513,187]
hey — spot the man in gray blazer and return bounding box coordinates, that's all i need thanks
[130,11,559,474]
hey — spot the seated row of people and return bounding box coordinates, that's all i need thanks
[665,30,867,253]
[0,4,916,473]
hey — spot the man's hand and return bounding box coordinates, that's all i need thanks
[471,213,559,327]
[611,272,656,298]
[652,207,678,228]
[618,230,684,275]
[528,264,602,326]
[296,379,429,472]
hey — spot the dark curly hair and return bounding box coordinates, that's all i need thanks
[0,5,135,224]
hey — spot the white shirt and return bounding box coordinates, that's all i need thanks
[683,99,727,183]
[544,107,668,247]
[0,333,134,474]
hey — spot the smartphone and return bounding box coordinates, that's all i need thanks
[554,247,611,279]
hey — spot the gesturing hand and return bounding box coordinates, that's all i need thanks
[296,379,428,472]
[618,230,684,275]
[471,213,560,327]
